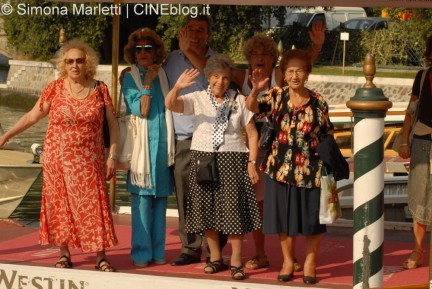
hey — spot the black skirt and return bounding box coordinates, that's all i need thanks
[185,150,262,235]
[263,175,326,236]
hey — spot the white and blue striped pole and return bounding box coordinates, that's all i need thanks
[346,54,392,289]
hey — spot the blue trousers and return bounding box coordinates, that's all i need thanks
[131,194,167,264]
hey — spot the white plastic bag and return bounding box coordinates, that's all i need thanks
[116,114,136,171]
[319,168,342,224]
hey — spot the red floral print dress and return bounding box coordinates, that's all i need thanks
[38,78,118,252]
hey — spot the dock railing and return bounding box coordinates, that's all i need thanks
[329,102,407,158]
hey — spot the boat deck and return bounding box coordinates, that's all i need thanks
[0,213,429,289]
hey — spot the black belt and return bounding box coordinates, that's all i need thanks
[413,134,432,140]
[176,136,193,141]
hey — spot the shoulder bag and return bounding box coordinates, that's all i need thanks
[116,87,137,171]
[96,81,110,149]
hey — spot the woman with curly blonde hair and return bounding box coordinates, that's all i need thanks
[0,38,119,272]
[121,28,174,267]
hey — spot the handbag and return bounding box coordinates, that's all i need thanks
[116,88,137,170]
[393,68,429,151]
[196,153,219,185]
[96,81,110,149]
[319,166,342,224]
[195,90,239,185]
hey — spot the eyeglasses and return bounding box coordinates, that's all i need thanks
[285,69,307,77]
[135,45,154,54]
[64,58,85,65]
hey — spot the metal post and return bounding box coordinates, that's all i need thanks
[109,0,120,213]
[342,40,346,74]
[346,54,392,289]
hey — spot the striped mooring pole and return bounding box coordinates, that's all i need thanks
[346,54,392,289]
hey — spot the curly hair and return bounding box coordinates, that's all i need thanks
[425,34,432,64]
[243,33,279,65]
[123,28,167,65]
[56,39,99,79]
[204,54,235,79]
[279,49,312,74]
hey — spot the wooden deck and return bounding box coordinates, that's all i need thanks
[0,213,429,289]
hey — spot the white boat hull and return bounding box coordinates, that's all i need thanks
[0,150,41,218]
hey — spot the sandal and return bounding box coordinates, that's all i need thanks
[95,258,115,272]
[54,255,72,268]
[204,259,228,274]
[403,249,423,269]
[231,265,245,280]
[245,256,270,270]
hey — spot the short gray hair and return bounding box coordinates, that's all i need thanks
[204,54,235,79]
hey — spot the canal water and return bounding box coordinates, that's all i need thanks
[0,95,177,220]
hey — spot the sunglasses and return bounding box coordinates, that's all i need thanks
[134,45,154,54]
[64,58,86,65]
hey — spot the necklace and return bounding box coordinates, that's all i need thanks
[289,88,309,108]
[68,78,90,100]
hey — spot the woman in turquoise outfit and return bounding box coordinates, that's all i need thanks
[122,28,175,267]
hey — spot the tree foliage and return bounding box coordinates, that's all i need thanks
[3,0,111,61]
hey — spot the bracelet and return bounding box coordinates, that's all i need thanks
[400,143,409,146]
[142,85,151,90]
[140,89,151,96]
[108,153,118,160]
[248,160,257,164]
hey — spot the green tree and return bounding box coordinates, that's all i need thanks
[3,0,111,61]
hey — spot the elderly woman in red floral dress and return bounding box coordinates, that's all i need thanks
[0,39,119,272]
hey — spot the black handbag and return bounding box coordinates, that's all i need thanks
[97,81,110,148]
[196,154,219,185]
[102,115,110,149]
[258,122,275,151]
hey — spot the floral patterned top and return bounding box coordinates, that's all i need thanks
[257,86,334,188]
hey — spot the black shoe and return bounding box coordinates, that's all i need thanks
[171,253,201,266]
[303,275,317,284]
[277,273,293,282]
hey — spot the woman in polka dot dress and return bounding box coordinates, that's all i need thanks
[165,54,261,280]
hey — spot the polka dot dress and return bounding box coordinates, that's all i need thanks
[185,150,262,235]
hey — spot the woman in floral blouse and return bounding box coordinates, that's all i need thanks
[246,49,334,284]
